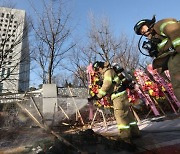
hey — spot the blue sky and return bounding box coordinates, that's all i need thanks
[4,0,180,87]
[12,0,180,38]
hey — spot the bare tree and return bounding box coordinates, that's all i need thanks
[113,34,140,70]
[51,72,70,87]
[87,15,141,71]
[87,15,121,63]
[61,46,88,87]
[72,66,88,87]
[63,16,122,87]
[30,0,75,84]
[64,15,143,87]
[0,6,30,93]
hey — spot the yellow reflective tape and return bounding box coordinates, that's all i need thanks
[129,121,137,125]
[117,124,130,129]
[111,91,126,100]
[160,21,176,36]
[172,38,180,48]
[122,78,126,82]
[157,38,168,50]
[113,76,120,83]
[99,89,106,96]
[104,76,112,82]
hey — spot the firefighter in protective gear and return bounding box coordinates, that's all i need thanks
[92,61,140,141]
[134,16,180,101]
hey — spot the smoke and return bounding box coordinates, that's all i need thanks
[55,97,89,122]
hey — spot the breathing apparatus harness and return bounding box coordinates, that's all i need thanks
[112,63,135,91]
[138,26,161,58]
[137,15,162,58]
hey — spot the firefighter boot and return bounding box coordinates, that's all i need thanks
[130,125,141,138]
[119,129,131,143]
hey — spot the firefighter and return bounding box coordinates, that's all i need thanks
[134,16,180,101]
[92,61,140,143]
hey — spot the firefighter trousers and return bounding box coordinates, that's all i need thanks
[112,91,139,139]
[168,52,180,101]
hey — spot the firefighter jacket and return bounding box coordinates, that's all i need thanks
[151,18,180,70]
[96,67,126,100]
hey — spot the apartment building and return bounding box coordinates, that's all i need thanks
[0,7,30,93]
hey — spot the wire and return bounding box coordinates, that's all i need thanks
[137,20,156,57]
[138,35,151,57]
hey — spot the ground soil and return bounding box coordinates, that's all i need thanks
[0,124,139,154]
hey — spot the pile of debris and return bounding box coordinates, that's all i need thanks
[0,127,137,154]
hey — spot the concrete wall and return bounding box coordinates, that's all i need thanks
[42,84,58,124]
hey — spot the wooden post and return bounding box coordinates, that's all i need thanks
[130,106,141,124]
[68,86,84,125]
[58,105,70,120]
[90,108,108,130]
[16,102,81,153]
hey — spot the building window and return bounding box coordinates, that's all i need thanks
[6,14,9,18]
[1,13,4,18]
[7,68,10,77]
[1,68,5,78]
[5,50,9,54]
[0,83,3,93]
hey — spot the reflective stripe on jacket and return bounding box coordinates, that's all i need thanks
[111,90,126,100]
[96,68,115,98]
[153,18,180,52]
[96,68,123,99]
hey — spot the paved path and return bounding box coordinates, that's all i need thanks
[93,114,180,153]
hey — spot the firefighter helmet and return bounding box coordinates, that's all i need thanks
[92,61,104,71]
[134,16,156,35]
